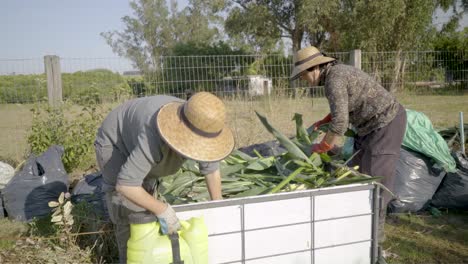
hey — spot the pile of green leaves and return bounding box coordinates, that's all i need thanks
[160,112,381,204]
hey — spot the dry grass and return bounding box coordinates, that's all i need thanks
[0,93,467,263]
[225,96,329,148]
[0,94,467,166]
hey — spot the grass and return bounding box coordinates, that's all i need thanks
[0,92,467,263]
[0,103,32,165]
[1,93,468,166]
[384,211,468,264]
[1,210,466,263]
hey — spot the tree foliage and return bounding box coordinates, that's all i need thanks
[223,0,465,53]
[101,0,225,72]
[225,0,340,52]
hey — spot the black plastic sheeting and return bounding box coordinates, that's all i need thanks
[71,172,108,220]
[388,148,446,213]
[431,151,468,210]
[3,145,69,222]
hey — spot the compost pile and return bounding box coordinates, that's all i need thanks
[160,112,380,205]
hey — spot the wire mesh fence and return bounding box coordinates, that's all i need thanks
[0,50,467,161]
[1,50,466,105]
[361,51,467,94]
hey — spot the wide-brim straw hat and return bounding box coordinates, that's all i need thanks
[156,92,235,162]
[290,46,336,81]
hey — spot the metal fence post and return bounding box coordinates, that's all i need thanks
[371,184,380,263]
[350,49,362,70]
[44,55,63,107]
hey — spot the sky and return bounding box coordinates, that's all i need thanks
[0,0,466,74]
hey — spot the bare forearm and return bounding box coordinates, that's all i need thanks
[116,184,167,215]
[205,170,222,200]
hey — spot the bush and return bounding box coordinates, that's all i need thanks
[0,69,132,104]
[27,103,104,172]
[63,69,132,105]
[0,74,47,103]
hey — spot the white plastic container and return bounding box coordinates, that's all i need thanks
[174,183,379,264]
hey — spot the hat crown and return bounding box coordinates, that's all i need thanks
[294,46,321,64]
[184,92,225,134]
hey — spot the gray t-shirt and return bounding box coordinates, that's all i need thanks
[96,95,219,189]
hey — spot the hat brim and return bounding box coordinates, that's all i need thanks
[290,56,336,81]
[156,102,235,162]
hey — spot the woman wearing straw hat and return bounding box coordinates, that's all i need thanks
[94,92,234,263]
[291,46,406,261]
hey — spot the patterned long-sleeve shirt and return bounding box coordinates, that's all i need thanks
[323,64,400,136]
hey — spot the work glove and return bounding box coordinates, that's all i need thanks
[311,139,333,154]
[156,204,181,235]
[312,114,332,131]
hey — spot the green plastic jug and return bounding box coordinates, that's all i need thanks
[180,217,208,264]
[127,220,193,264]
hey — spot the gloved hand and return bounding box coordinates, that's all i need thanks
[156,204,181,235]
[312,114,332,131]
[311,139,333,154]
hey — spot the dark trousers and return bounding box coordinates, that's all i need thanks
[351,105,407,242]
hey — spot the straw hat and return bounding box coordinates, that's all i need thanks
[290,46,336,81]
[156,92,235,162]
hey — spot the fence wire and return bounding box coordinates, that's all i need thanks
[0,50,467,161]
[0,51,466,105]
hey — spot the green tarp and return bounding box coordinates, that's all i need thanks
[402,109,456,173]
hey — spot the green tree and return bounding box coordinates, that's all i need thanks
[334,0,455,52]
[331,0,465,92]
[173,0,226,44]
[159,41,248,94]
[224,0,340,52]
[102,0,224,72]
[432,13,468,84]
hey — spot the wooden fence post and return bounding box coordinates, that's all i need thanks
[44,55,63,107]
[350,49,362,70]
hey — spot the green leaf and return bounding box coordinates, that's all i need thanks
[162,172,199,195]
[344,129,357,138]
[292,113,311,145]
[182,160,199,173]
[220,163,245,177]
[319,153,332,163]
[246,156,275,170]
[269,167,305,194]
[230,186,272,198]
[227,150,256,163]
[310,153,324,166]
[255,111,311,163]
[330,176,383,186]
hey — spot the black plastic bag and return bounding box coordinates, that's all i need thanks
[3,145,69,221]
[238,140,287,157]
[71,172,108,220]
[431,151,468,210]
[0,190,5,219]
[388,148,446,213]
